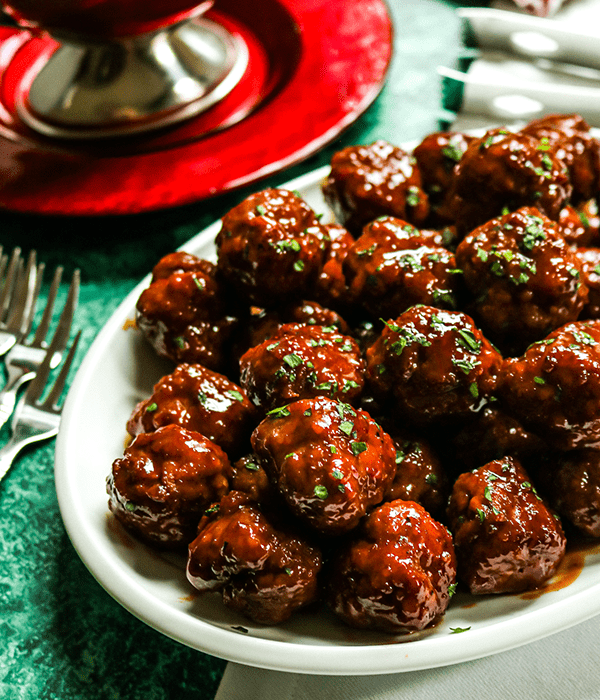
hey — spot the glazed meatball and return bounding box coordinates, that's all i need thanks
[449,128,571,234]
[365,306,502,425]
[326,499,456,633]
[574,247,600,318]
[447,457,566,594]
[521,113,600,203]
[251,397,397,535]
[498,320,600,450]
[343,216,462,318]
[186,491,322,625]
[215,188,328,305]
[451,404,548,473]
[239,323,365,412]
[455,207,588,353]
[322,140,429,236]
[413,131,474,224]
[136,251,236,371]
[541,449,600,537]
[107,424,231,549]
[384,435,448,518]
[413,131,473,196]
[313,223,354,310]
[126,363,257,458]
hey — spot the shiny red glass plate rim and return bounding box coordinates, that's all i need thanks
[54,159,600,676]
[0,0,393,216]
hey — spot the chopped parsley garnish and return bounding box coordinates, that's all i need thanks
[293,259,305,272]
[145,402,158,412]
[452,357,480,374]
[225,390,245,402]
[314,485,329,500]
[283,353,303,369]
[406,186,421,207]
[255,204,266,216]
[442,142,464,162]
[267,405,291,419]
[450,626,471,634]
[521,216,546,249]
[351,441,368,456]
[275,239,301,253]
[340,421,354,436]
[457,328,482,353]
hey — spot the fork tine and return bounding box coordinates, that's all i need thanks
[23,272,80,404]
[31,264,61,347]
[40,330,81,409]
[21,261,45,339]
[0,248,7,282]
[23,319,65,404]
[0,248,21,321]
[5,250,38,333]
[44,269,80,356]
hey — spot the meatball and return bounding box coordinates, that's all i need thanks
[365,306,502,425]
[136,251,236,371]
[447,457,566,594]
[455,207,588,353]
[384,435,448,518]
[521,113,600,203]
[126,363,258,459]
[541,449,600,537]
[451,404,548,473]
[413,131,474,224]
[251,397,397,535]
[498,320,600,450]
[326,499,456,633]
[239,323,365,412]
[215,188,328,305]
[413,131,473,197]
[574,247,600,318]
[186,491,322,625]
[107,424,231,549]
[322,140,429,236]
[449,128,571,234]
[313,223,354,310]
[343,216,462,318]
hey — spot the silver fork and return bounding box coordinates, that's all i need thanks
[0,328,81,482]
[0,248,42,357]
[0,267,80,431]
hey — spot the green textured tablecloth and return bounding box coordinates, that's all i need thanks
[0,2,469,697]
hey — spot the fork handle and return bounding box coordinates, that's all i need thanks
[0,366,34,431]
[0,435,25,482]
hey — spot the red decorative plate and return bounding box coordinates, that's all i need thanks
[0,0,392,215]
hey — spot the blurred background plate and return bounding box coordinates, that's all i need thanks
[0,0,392,215]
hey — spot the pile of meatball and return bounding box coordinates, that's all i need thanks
[107,114,600,635]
